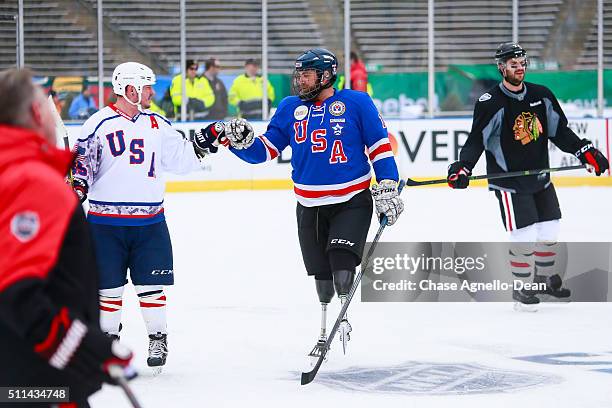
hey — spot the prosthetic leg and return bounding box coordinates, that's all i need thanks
[333,269,354,354]
[308,278,335,365]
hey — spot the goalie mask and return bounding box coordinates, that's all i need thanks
[292,48,338,101]
[112,62,156,110]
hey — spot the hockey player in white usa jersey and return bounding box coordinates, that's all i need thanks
[72,62,222,374]
[199,49,404,362]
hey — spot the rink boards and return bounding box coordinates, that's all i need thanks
[65,117,612,191]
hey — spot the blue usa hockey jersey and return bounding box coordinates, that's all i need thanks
[230,89,399,206]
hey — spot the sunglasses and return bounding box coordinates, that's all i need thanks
[188,66,198,71]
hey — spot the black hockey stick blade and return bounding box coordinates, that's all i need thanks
[301,350,327,385]
[405,165,586,187]
[300,181,404,385]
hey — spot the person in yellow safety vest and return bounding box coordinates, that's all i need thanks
[170,59,215,119]
[228,59,275,119]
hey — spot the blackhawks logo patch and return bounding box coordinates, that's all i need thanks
[513,112,543,145]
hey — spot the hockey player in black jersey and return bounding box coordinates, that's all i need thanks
[447,42,609,307]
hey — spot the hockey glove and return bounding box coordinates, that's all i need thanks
[447,161,472,189]
[34,307,134,385]
[225,118,255,150]
[575,139,609,176]
[72,178,88,203]
[371,179,404,226]
[193,122,228,159]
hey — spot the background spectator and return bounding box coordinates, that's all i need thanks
[203,58,228,120]
[170,59,214,119]
[69,84,97,119]
[229,59,275,119]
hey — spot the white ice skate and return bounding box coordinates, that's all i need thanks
[338,318,352,354]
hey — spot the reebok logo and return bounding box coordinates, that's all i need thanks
[530,101,542,107]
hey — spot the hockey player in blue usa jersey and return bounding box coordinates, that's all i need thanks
[199,49,403,361]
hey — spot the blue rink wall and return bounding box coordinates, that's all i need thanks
[65,118,612,192]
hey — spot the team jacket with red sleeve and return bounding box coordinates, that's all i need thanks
[230,89,399,207]
[0,125,114,402]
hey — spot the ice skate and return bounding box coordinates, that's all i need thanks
[338,318,352,354]
[513,289,539,312]
[534,274,571,298]
[147,333,168,375]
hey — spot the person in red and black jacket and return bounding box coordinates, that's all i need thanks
[0,68,133,407]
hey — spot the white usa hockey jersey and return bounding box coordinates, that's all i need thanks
[73,104,201,226]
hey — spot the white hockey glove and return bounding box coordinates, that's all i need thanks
[225,118,255,150]
[371,179,404,226]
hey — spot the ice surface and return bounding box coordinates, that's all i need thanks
[90,187,612,407]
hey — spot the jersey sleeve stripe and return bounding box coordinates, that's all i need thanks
[369,143,392,161]
[259,136,279,160]
[371,151,395,164]
[368,137,391,152]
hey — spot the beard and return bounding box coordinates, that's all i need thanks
[504,71,524,86]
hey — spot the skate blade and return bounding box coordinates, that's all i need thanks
[339,330,350,355]
[513,302,538,313]
[150,366,164,376]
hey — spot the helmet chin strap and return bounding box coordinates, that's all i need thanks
[124,88,144,111]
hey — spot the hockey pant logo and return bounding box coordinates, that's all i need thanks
[331,238,355,247]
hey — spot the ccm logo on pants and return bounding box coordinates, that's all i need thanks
[331,239,355,247]
[151,269,174,275]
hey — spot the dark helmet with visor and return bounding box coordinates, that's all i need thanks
[292,48,338,101]
[495,42,527,64]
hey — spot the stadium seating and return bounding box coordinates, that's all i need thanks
[576,1,612,69]
[350,0,562,71]
[80,0,323,73]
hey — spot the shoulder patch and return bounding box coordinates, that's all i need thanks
[478,93,492,102]
[11,211,40,243]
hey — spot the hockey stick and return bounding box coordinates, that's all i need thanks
[405,164,587,187]
[47,95,74,183]
[300,180,406,385]
[108,365,143,408]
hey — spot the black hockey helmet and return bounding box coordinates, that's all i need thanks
[292,48,338,101]
[495,42,527,63]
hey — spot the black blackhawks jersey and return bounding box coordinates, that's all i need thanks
[460,81,583,194]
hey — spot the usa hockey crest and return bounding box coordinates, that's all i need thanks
[513,112,542,145]
[329,101,346,116]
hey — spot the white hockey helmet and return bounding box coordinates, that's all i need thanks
[112,62,156,108]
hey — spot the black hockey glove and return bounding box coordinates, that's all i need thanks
[447,161,472,189]
[34,308,134,385]
[72,178,88,203]
[193,122,228,159]
[575,139,609,176]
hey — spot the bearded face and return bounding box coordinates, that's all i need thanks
[499,57,527,86]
